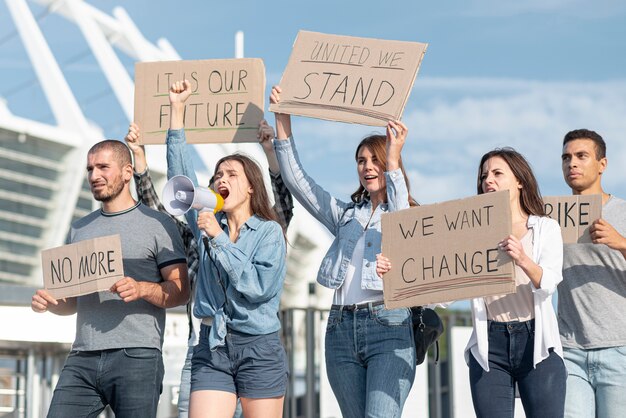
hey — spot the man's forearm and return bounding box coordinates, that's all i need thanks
[139,279,189,309]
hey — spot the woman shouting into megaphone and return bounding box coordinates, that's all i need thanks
[166,79,289,418]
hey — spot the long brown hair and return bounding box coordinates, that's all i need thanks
[477,148,545,216]
[213,153,281,226]
[351,134,418,206]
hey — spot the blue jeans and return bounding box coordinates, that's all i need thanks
[469,320,566,418]
[178,346,194,418]
[564,346,626,418]
[47,348,164,418]
[325,303,415,418]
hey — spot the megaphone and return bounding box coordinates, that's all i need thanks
[163,175,224,216]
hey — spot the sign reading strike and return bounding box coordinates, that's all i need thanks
[41,235,124,299]
[381,191,515,308]
[134,58,265,144]
[269,31,427,126]
[543,195,602,243]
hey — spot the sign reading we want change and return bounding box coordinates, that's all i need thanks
[269,31,427,126]
[381,191,516,308]
[41,235,124,299]
[134,58,265,144]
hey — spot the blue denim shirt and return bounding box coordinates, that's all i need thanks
[167,129,286,349]
[274,136,409,290]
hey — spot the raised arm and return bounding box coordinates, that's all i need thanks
[258,119,294,229]
[270,86,292,140]
[269,85,350,233]
[125,123,199,288]
[165,80,204,240]
[385,120,411,212]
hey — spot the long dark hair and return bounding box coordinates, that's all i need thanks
[213,153,281,227]
[350,134,418,206]
[477,148,545,216]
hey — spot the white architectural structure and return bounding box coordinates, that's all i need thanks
[0,1,332,416]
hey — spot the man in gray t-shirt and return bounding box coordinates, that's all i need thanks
[31,140,188,418]
[558,129,626,418]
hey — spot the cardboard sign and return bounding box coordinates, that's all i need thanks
[134,58,265,144]
[381,191,515,308]
[543,195,602,243]
[269,31,427,126]
[41,235,124,299]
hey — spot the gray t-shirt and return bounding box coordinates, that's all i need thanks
[68,202,186,351]
[558,195,626,349]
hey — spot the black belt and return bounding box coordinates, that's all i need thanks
[330,300,385,311]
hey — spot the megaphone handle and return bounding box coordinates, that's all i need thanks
[198,208,210,238]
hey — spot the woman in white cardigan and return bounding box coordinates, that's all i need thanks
[465,148,566,418]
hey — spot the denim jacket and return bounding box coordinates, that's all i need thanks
[167,129,286,349]
[274,136,409,291]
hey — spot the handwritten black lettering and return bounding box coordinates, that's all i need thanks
[294,72,317,100]
[350,77,373,106]
[579,202,590,226]
[51,257,72,284]
[401,258,416,283]
[372,81,394,107]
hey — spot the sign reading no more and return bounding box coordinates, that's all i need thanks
[41,234,124,299]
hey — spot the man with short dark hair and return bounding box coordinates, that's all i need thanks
[31,139,189,418]
[558,129,626,418]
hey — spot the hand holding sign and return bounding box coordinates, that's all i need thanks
[110,276,142,303]
[376,253,392,278]
[31,288,58,313]
[386,120,408,171]
[270,85,293,140]
[590,218,626,250]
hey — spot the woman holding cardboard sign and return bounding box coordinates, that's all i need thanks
[465,148,566,418]
[167,80,289,418]
[271,85,419,418]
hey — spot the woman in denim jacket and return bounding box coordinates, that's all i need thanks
[466,148,566,418]
[271,86,418,418]
[167,80,288,418]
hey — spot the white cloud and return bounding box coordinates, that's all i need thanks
[411,79,625,197]
[303,77,626,203]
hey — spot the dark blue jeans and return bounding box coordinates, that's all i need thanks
[325,303,416,418]
[469,320,566,418]
[47,348,164,418]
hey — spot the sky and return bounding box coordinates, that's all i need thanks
[1,0,626,206]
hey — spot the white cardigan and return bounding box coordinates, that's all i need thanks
[465,215,564,371]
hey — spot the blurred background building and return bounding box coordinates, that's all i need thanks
[0,1,481,417]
